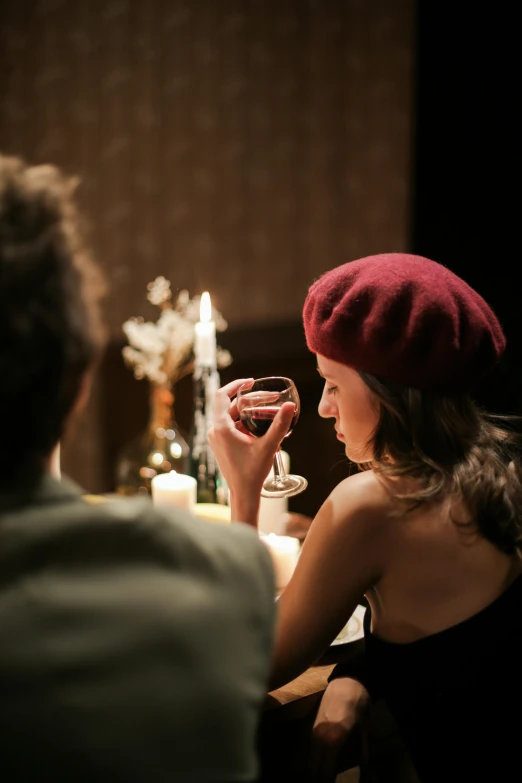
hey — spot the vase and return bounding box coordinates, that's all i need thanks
[115,382,190,496]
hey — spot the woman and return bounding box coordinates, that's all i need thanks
[209,253,522,782]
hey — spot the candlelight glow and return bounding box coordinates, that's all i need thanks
[200,291,212,323]
[151,469,197,510]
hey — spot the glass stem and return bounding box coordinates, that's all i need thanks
[273,449,287,485]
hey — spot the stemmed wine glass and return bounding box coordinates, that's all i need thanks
[236,376,308,498]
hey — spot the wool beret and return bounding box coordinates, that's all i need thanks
[303,253,505,392]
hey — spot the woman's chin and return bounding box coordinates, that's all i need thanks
[344,444,373,464]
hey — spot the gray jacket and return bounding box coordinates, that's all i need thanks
[0,473,276,782]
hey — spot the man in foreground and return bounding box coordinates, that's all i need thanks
[0,154,282,782]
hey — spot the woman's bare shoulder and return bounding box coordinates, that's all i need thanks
[300,470,394,591]
[313,470,397,548]
[330,469,395,513]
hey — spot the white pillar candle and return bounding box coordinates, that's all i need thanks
[260,532,300,590]
[194,291,217,367]
[151,470,197,511]
[258,450,290,535]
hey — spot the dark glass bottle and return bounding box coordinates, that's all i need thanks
[115,383,190,496]
[190,365,228,504]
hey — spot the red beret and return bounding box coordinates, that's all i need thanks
[303,253,506,392]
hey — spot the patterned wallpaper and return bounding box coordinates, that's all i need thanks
[0,0,415,491]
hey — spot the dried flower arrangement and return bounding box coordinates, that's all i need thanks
[122,276,232,386]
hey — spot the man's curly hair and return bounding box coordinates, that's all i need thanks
[0,154,106,482]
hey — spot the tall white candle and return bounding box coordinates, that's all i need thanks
[258,450,290,535]
[151,470,197,511]
[194,291,217,367]
[260,532,300,590]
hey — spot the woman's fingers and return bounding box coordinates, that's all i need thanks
[214,378,253,425]
[228,399,239,421]
[264,402,296,449]
[220,378,254,400]
[234,420,250,436]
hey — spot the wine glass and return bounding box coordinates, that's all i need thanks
[236,376,308,498]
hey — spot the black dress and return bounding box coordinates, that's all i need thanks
[329,576,522,782]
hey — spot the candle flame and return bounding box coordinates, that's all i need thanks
[200,291,212,323]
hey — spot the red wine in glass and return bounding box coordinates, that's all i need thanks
[236,376,308,499]
[240,406,299,438]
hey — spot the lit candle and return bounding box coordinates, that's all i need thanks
[194,291,217,367]
[260,532,300,590]
[151,470,197,511]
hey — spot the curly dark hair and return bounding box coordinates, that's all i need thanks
[0,154,106,483]
[356,371,522,555]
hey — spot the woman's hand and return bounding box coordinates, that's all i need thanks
[208,378,296,526]
[309,676,371,782]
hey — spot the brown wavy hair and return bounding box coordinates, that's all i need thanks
[357,371,522,555]
[0,154,106,482]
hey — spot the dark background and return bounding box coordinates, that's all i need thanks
[412,4,520,418]
[1,1,518,519]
